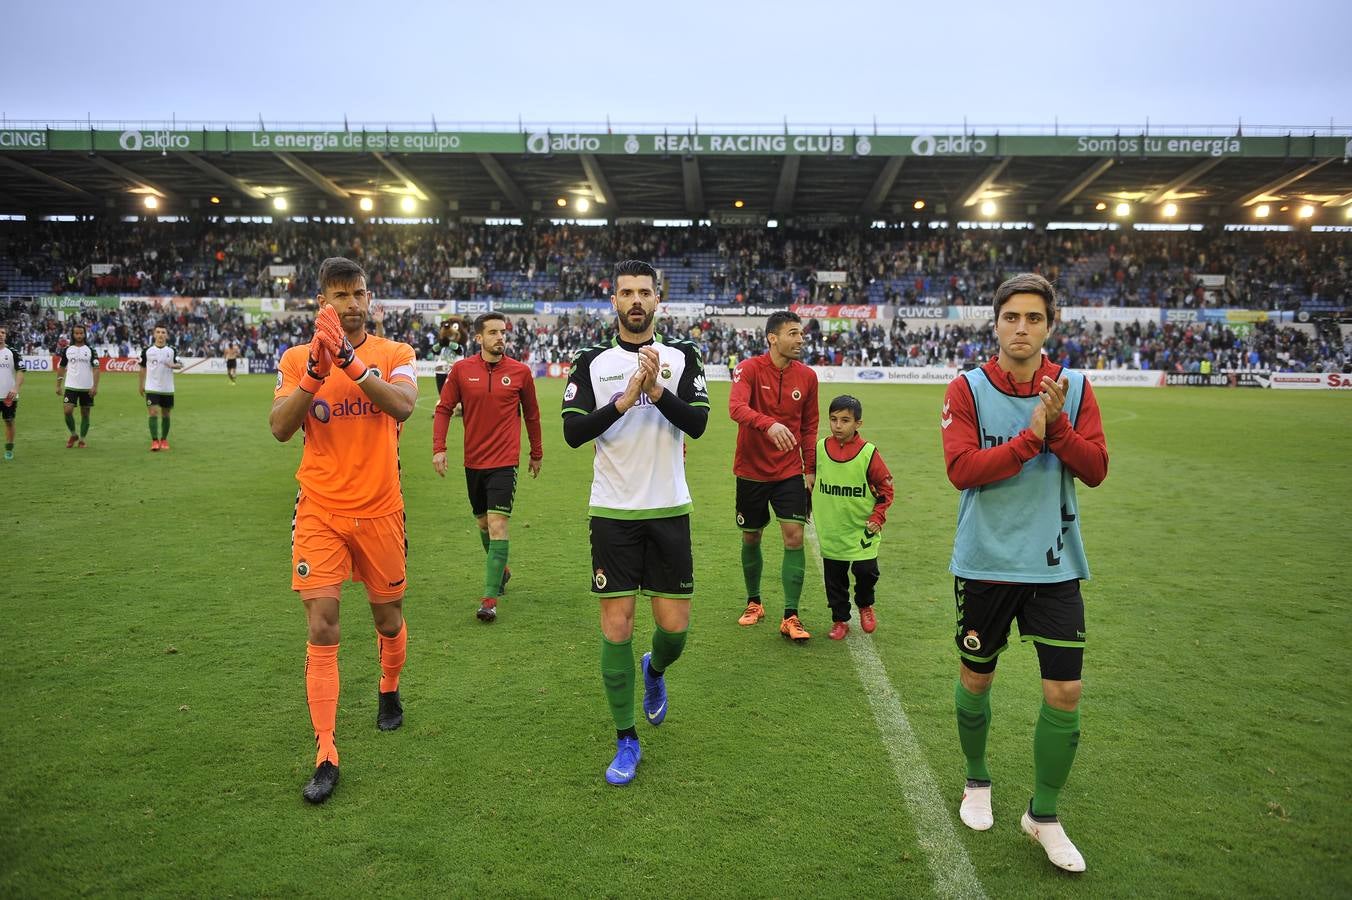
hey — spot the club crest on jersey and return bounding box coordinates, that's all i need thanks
[296,560,310,578]
[593,568,608,590]
[660,365,672,380]
[792,389,802,401]
[962,630,982,651]
[275,371,283,390]
[501,375,511,386]
[564,383,578,402]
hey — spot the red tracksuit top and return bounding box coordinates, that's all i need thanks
[432,353,543,469]
[729,352,819,481]
[941,355,1108,490]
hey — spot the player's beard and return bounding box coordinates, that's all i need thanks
[619,309,655,335]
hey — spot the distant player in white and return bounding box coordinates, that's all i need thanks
[57,323,100,448]
[0,325,24,460]
[140,325,183,452]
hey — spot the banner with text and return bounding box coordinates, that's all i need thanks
[4,129,1347,160]
[1268,372,1352,390]
[791,304,884,321]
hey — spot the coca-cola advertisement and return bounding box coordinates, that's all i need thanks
[790,304,882,320]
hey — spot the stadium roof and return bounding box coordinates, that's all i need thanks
[2,122,1350,224]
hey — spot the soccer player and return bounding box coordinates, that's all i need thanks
[0,325,23,460]
[430,318,468,397]
[268,257,418,805]
[562,259,709,786]
[728,310,819,641]
[431,311,543,622]
[224,342,240,384]
[139,325,183,451]
[56,323,100,448]
[941,273,1108,872]
[813,395,894,640]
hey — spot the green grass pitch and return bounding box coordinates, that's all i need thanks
[1,372,1348,898]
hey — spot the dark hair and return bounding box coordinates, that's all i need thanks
[993,273,1057,321]
[318,257,367,292]
[829,394,863,419]
[474,311,507,334]
[614,259,659,287]
[766,310,802,335]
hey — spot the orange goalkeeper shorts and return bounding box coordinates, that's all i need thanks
[291,493,407,601]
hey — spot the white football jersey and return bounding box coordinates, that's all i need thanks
[0,347,21,396]
[59,344,98,390]
[141,345,178,393]
[563,335,710,519]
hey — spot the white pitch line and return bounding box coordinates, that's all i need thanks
[805,522,988,900]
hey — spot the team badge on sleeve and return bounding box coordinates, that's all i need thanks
[275,371,284,390]
[564,383,578,402]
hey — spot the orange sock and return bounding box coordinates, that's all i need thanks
[378,621,407,693]
[305,642,340,767]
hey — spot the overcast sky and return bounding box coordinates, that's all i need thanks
[3,0,1349,130]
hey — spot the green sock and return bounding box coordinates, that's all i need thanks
[79,415,90,437]
[782,546,805,613]
[483,539,508,599]
[1032,702,1081,817]
[64,412,75,434]
[741,542,763,600]
[160,417,170,438]
[650,624,688,674]
[148,417,159,439]
[479,530,490,553]
[600,635,635,730]
[955,682,992,782]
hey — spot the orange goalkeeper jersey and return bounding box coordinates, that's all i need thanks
[275,334,417,516]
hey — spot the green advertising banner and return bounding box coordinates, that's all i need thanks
[38,295,120,310]
[494,300,537,313]
[1,128,1348,159]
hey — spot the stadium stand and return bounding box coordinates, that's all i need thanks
[2,220,1348,311]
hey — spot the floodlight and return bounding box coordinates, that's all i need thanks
[273,196,288,211]
[1115,202,1131,217]
[1255,205,1270,218]
[359,197,374,212]
[979,200,996,217]
[144,196,159,210]
[576,197,590,213]
[1297,205,1314,219]
[401,196,416,213]
[1163,203,1178,217]
[913,200,925,210]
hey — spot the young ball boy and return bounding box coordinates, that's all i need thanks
[813,395,895,639]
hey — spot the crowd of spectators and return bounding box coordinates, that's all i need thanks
[2,220,1347,311]
[4,297,1348,374]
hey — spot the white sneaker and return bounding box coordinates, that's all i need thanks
[959,782,993,831]
[1020,809,1086,872]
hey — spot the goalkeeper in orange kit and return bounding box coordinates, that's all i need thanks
[268,257,418,804]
